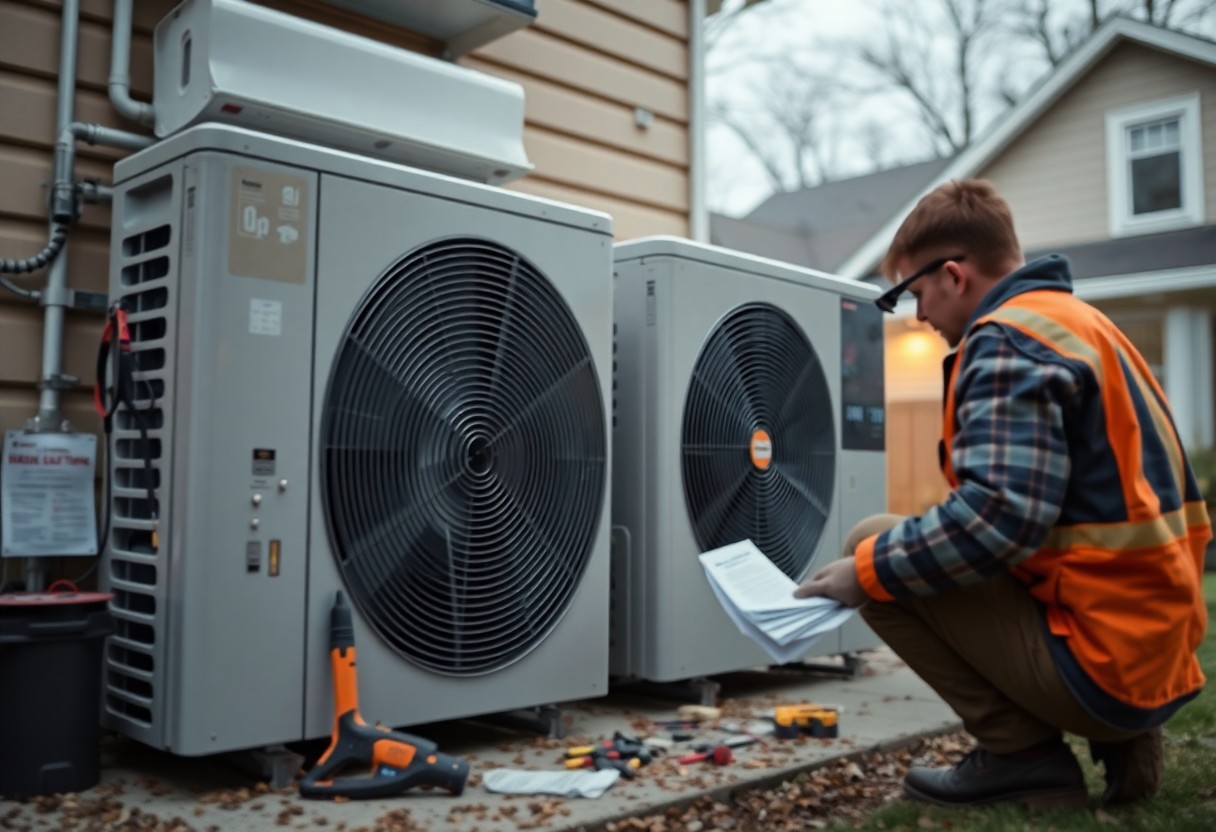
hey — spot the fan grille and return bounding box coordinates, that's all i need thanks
[321,238,606,676]
[682,302,835,579]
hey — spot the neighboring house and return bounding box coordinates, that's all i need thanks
[0,1,696,529]
[718,17,1216,516]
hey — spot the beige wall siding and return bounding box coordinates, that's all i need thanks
[466,0,691,240]
[981,42,1216,250]
[0,0,692,454]
[0,0,175,452]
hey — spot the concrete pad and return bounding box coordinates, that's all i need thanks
[0,649,960,832]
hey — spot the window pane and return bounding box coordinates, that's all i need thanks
[1130,126,1146,152]
[1131,152,1182,215]
[1127,117,1181,157]
[1147,122,1163,149]
[1163,120,1179,146]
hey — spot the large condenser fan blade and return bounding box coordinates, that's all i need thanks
[682,303,835,579]
[321,238,606,676]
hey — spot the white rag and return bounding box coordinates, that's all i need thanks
[481,768,620,798]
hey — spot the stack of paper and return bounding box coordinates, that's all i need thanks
[698,539,855,664]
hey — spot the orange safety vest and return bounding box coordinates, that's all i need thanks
[939,290,1209,712]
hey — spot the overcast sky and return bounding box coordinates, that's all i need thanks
[707,1,925,216]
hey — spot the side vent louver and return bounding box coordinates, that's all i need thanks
[105,175,175,729]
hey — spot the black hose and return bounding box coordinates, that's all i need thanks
[0,226,68,274]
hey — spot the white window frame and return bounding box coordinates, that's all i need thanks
[1105,92,1205,238]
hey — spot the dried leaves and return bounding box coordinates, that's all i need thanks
[603,732,976,832]
[4,794,201,832]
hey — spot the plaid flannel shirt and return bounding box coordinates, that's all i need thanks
[868,323,1081,598]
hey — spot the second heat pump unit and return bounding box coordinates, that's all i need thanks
[611,238,888,683]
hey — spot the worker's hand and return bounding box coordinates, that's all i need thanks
[793,557,868,607]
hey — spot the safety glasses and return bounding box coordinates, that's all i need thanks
[875,254,966,313]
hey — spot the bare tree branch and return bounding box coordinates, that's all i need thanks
[1008,0,1068,66]
[711,100,791,192]
[705,0,772,52]
[854,0,993,155]
[708,55,848,193]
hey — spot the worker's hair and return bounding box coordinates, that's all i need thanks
[879,179,1021,281]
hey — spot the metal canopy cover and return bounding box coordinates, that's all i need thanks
[321,0,537,55]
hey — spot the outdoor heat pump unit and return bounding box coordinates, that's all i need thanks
[610,238,887,684]
[100,123,613,755]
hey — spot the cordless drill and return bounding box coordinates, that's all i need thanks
[299,591,470,799]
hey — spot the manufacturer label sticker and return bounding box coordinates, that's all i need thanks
[249,298,282,336]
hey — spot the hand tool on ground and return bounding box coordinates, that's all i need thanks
[565,754,641,779]
[772,704,840,739]
[564,732,654,765]
[299,591,470,799]
[678,744,733,766]
[651,720,701,731]
[690,734,760,754]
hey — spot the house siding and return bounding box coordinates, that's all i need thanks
[0,0,691,485]
[980,41,1216,250]
[467,0,690,239]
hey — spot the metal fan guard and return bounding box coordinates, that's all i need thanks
[320,238,607,675]
[681,302,835,579]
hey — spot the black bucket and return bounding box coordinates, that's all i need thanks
[0,590,114,798]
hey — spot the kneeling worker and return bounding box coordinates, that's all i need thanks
[796,179,1209,809]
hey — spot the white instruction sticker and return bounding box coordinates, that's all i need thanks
[1,431,98,557]
[250,298,282,336]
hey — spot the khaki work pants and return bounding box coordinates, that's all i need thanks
[848,514,1137,754]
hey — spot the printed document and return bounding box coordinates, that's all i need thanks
[699,539,855,664]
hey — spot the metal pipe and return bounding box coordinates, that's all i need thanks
[54,122,155,206]
[688,0,708,243]
[24,0,84,592]
[72,121,156,151]
[109,0,156,127]
[42,122,151,267]
[19,3,156,590]
[36,0,82,431]
[80,181,115,204]
[0,279,40,300]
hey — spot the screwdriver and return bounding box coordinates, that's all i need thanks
[566,754,642,778]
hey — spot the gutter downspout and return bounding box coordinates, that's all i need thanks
[689,0,708,243]
[109,0,156,127]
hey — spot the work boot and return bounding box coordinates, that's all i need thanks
[903,743,1088,809]
[1088,726,1164,805]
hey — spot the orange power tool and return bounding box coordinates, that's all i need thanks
[299,591,470,799]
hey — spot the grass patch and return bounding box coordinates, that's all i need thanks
[851,573,1216,831]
